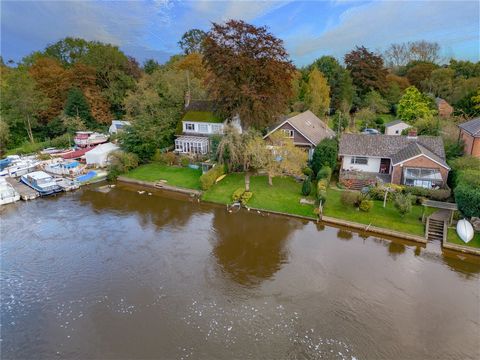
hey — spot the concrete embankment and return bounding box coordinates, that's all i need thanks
[116,176,202,196]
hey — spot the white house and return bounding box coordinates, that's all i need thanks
[174,101,242,155]
[385,120,411,135]
[109,120,131,134]
[85,142,120,167]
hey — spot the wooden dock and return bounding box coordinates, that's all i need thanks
[5,177,39,200]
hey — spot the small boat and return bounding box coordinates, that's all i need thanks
[0,177,20,205]
[74,131,109,148]
[55,178,80,192]
[457,219,474,243]
[44,160,83,177]
[20,171,62,196]
[76,170,107,184]
[0,158,39,177]
[0,157,13,171]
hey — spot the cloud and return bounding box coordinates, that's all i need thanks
[293,0,479,63]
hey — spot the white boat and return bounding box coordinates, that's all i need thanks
[0,178,20,205]
[20,171,62,196]
[55,178,80,192]
[0,158,39,177]
[44,160,83,177]
[74,131,109,147]
[456,219,474,243]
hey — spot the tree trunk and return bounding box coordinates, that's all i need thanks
[245,172,250,192]
[25,114,34,143]
[268,173,273,186]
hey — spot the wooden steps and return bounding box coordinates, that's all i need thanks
[427,218,445,241]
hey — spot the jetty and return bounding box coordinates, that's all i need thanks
[5,177,39,200]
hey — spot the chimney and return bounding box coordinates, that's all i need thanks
[184,91,191,110]
[407,129,418,139]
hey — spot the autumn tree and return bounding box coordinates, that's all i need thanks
[312,56,354,112]
[304,68,330,117]
[345,46,387,97]
[203,20,295,129]
[405,61,438,90]
[143,59,160,75]
[397,86,435,123]
[178,29,207,54]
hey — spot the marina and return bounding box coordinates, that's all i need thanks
[5,176,39,200]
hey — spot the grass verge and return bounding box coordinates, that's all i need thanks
[447,228,480,249]
[125,163,202,190]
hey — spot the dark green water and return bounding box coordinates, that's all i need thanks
[1,184,479,359]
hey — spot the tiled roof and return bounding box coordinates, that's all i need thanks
[391,143,448,168]
[339,134,446,163]
[458,117,480,136]
[385,119,407,127]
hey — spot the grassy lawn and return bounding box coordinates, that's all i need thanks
[125,163,202,190]
[202,173,317,217]
[447,228,480,249]
[322,188,425,236]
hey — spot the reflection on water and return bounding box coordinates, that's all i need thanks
[1,185,479,359]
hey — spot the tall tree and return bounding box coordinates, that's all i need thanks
[423,68,455,100]
[405,61,438,90]
[178,29,207,54]
[397,86,435,123]
[203,20,295,129]
[143,59,160,75]
[344,46,387,97]
[63,88,95,128]
[449,59,480,79]
[304,68,330,117]
[312,56,354,112]
[362,90,389,114]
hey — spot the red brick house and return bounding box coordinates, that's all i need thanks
[339,133,450,188]
[263,110,335,159]
[458,117,480,158]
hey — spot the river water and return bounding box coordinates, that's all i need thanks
[1,184,479,359]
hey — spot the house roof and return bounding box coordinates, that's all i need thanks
[185,100,215,112]
[339,134,447,166]
[458,117,480,137]
[182,111,223,123]
[264,110,335,146]
[385,119,408,128]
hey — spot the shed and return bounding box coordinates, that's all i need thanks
[85,143,120,167]
[385,120,411,135]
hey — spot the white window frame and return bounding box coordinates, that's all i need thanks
[211,124,222,133]
[351,156,368,165]
[282,129,294,138]
[185,123,195,131]
[198,124,209,133]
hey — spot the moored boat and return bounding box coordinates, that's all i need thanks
[55,177,80,192]
[0,158,39,177]
[74,131,109,148]
[0,177,20,205]
[456,219,474,243]
[44,160,83,177]
[20,171,62,196]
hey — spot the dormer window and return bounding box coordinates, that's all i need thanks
[185,123,194,131]
[282,129,294,138]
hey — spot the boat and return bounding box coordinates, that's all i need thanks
[0,177,20,205]
[76,170,107,184]
[20,171,62,196]
[44,160,83,177]
[456,219,474,243]
[61,147,94,160]
[0,158,39,177]
[74,131,109,148]
[55,177,80,192]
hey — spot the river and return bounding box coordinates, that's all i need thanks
[1,184,479,359]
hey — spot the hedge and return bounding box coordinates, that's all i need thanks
[454,183,480,217]
[200,165,225,190]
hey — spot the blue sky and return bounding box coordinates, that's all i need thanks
[1,0,479,66]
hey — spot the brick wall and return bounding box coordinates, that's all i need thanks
[460,129,480,157]
[391,155,449,185]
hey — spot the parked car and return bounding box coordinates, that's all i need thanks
[362,128,380,135]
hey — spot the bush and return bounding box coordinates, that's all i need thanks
[311,138,338,175]
[403,186,450,201]
[454,183,480,217]
[240,191,253,206]
[107,151,139,181]
[457,169,480,188]
[317,190,327,204]
[317,166,332,183]
[303,167,313,179]
[232,188,253,206]
[394,194,412,217]
[200,164,225,190]
[302,179,312,196]
[232,188,244,202]
[317,178,328,192]
[153,150,176,165]
[341,190,362,207]
[359,199,373,212]
[180,157,190,167]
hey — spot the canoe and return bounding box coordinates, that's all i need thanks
[456,219,474,243]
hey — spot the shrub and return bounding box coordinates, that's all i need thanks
[232,188,253,206]
[317,190,327,204]
[302,179,312,196]
[232,188,244,202]
[153,150,176,165]
[303,167,313,178]
[180,157,190,167]
[394,194,412,217]
[311,138,338,175]
[317,178,329,192]
[341,190,361,207]
[200,164,225,190]
[240,191,253,206]
[402,186,450,201]
[317,166,332,183]
[107,151,139,181]
[359,199,373,212]
[454,183,480,217]
[457,169,480,188]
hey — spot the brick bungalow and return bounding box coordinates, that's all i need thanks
[435,98,454,118]
[458,117,480,158]
[263,110,335,159]
[339,132,450,188]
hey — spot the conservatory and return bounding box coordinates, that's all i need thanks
[402,167,444,189]
[174,136,209,155]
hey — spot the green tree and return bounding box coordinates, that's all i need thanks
[178,29,207,54]
[397,86,435,123]
[64,88,96,128]
[203,20,295,129]
[449,59,480,79]
[454,183,480,217]
[405,61,438,90]
[362,90,389,114]
[423,68,455,99]
[0,119,10,154]
[311,138,338,175]
[143,59,160,75]
[304,68,330,117]
[344,46,387,97]
[332,110,350,133]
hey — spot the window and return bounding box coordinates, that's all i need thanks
[351,156,368,165]
[395,130,400,134]
[403,167,443,188]
[282,129,294,138]
[198,124,208,133]
[185,123,194,131]
[211,124,222,133]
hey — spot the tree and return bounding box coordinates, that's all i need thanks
[312,56,354,112]
[409,41,441,63]
[311,138,338,175]
[63,88,95,128]
[405,61,438,90]
[178,29,207,54]
[454,183,480,217]
[423,68,455,100]
[143,59,160,75]
[397,86,435,123]
[449,59,480,79]
[304,68,330,117]
[394,194,412,217]
[216,125,245,172]
[203,20,295,129]
[384,43,410,69]
[332,110,349,133]
[174,53,208,80]
[43,37,90,66]
[355,108,377,129]
[1,69,49,143]
[0,119,10,154]
[345,46,387,97]
[362,90,389,114]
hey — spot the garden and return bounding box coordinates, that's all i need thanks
[125,163,202,190]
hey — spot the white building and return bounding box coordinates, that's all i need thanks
[109,120,131,134]
[385,120,411,136]
[85,142,120,167]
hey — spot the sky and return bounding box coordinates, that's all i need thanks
[1,0,479,66]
